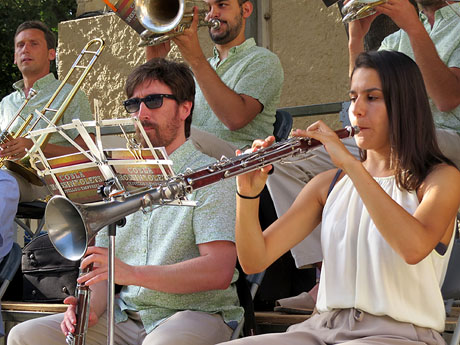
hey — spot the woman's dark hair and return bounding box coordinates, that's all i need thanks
[125,58,195,138]
[351,50,454,191]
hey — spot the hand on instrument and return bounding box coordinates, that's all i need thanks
[78,246,134,287]
[235,136,275,198]
[0,137,33,159]
[172,7,206,67]
[293,121,356,170]
[145,41,171,60]
[345,0,379,42]
[60,295,99,335]
[376,0,421,33]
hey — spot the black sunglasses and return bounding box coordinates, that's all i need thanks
[123,94,177,113]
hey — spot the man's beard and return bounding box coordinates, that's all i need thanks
[208,10,243,45]
[137,110,181,148]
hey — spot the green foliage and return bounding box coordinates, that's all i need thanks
[0,0,77,99]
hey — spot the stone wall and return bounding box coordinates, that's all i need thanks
[60,1,349,129]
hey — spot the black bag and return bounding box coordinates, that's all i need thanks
[21,233,80,302]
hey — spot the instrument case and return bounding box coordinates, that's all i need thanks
[22,233,79,302]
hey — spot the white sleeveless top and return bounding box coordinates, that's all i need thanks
[316,174,454,332]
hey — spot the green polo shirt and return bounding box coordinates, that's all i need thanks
[96,140,243,334]
[192,38,284,149]
[0,73,94,145]
[379,3,460,134]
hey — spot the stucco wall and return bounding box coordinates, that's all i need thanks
[272,0,348,129]
[58,12,213,120]
[59,1,349,129]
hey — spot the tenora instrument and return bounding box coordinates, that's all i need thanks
[107,0,220,46]
[341,0,387,23]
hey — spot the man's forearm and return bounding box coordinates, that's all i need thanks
[191,60,261,130]
[348,38,365,76]
[407,26,460,112]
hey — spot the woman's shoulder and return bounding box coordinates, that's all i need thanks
[301,168,347,205]
[419,163,460,195]
[426,163,460,181]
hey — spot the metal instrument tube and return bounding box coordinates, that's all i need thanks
[107,224,116,345]
[66,266,92,345]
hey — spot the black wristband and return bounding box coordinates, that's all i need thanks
[236,190,262,199]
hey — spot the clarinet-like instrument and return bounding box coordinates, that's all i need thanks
[66,265,92,345]
[182,126,359,189]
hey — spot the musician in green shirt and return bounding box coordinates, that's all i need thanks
[8,58,243,345]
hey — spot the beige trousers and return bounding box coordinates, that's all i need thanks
[218,308,446,345]
[7,309,233,345]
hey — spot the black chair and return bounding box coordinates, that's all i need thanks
[274,110,293,142]
[14,201,47,240]
[231,266,265,339]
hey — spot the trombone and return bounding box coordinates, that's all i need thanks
[0,88,37,163]
[3,38,105,185]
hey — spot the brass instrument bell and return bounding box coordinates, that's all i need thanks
[342,0,387,23]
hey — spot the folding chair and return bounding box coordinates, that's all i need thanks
[442,235,460,345]
[231,266,266,340]
[14,201,47,241]
[274,110,293,142]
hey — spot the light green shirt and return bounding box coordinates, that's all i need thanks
[96,140,243,334]
[379,3,460,134]
[0,73,94,145]
[192,38,284,149]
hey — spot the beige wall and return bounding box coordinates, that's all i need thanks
[59,1,349,128]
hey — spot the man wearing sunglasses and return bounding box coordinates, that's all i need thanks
[8,58,243,345]
[146,0,284,159]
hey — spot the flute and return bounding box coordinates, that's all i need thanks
[66,265,92,345]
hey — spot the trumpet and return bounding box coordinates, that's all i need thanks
[108,0,220,46]
[3,38,105,186]
[341,0,387,23]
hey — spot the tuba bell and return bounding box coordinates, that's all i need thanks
[341,0,387,23]
[107,0,220,46]
[46,180,187,261]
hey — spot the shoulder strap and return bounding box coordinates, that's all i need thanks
[327,169,343,198]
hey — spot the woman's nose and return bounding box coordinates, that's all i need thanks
[350,97,366,118]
